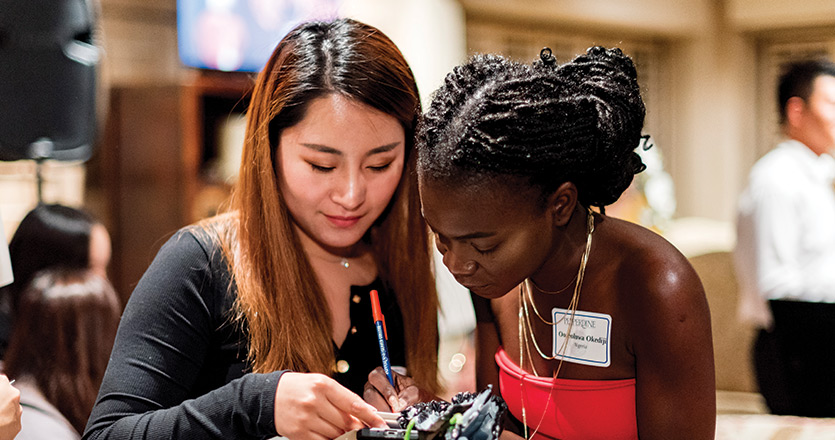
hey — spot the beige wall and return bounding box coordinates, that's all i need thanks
[687,0,835,221]
[341,0,467,109]
[728,0,835,29]
[665,1,759,222]
[460,0,713,36]
[462,0,835,223]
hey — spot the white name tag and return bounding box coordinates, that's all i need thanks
[551,308,612,367]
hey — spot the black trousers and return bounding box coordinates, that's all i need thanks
[754,300,835,417]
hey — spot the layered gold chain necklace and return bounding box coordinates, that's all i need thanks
[517,208,594,439]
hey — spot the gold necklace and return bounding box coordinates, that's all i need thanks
[527,271,577,295]
[523,208,594,327]
[517,208,594,440]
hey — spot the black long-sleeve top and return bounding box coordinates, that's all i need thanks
[84,227,406,439]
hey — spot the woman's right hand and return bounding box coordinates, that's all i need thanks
[274,372,386,440]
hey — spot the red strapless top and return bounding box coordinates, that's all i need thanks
[495,347,638,440]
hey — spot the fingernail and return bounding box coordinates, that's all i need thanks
[388,396,400,410]
[399,398,408,409]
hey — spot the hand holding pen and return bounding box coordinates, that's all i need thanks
[365,290,434,412]
[369,289,394,386]
[366,290,410,411]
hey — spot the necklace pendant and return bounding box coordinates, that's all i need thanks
[341,258,350,269]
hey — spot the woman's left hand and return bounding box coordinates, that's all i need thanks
[363,367,434,412]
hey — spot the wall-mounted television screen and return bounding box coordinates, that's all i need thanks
[177,0,341,72]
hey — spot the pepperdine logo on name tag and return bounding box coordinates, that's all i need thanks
[551,308,612,367]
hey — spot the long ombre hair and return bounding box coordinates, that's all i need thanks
[211,18,439,393]
[4,268,120,434]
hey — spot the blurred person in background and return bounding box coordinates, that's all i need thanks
[4,268,120,439]
[735,58,835,417]
[0,203,111,359]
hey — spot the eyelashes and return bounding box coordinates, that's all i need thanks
[474,245,497,256]
[309,163,335,172]
[307,162,393,173]
[367,163,393,172]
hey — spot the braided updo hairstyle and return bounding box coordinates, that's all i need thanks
[417,46,646,209]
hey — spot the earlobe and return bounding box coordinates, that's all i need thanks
[548,182,578,227]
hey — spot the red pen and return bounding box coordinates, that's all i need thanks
[370,289,394,385]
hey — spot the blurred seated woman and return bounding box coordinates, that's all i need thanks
[4,268,120,439]
[0,204,111,358]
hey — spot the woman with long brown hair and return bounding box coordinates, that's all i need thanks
[84,18,440,440]
[5,268,120,439]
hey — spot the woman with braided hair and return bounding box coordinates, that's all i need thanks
[417,47,715,439]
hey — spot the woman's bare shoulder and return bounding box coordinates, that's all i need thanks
[599,215,704,305]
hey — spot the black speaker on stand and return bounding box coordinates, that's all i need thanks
[0,0,100,202]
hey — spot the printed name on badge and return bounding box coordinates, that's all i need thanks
[551,308,612,367]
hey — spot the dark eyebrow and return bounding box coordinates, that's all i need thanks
[429,224,496,241]
[301,142,401,157]
[451,231,496,241]
[301,144,341,155]
[366,142,400,156]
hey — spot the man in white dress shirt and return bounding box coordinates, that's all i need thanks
[735,58,835,417]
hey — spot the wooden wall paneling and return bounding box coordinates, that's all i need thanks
[181,71,253,223]
[96,73,252,302]
[103,85,184,302]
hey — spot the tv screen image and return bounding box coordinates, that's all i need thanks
[177,0,341,72]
